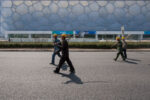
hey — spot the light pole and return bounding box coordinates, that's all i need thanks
[121,25,125,37]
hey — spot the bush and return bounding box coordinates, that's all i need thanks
[0,42,150,49]
[0,42,53,48]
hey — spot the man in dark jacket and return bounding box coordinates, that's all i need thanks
[114,37,125,61]
[54,34,75,74]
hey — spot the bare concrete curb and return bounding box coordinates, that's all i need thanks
[0,48,150,52]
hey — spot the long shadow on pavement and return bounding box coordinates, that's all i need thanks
[127,58,141,62]
[124,60,138,64]
[58,72,111,85]
[58,72,83,84]
[117,60,138,64]
[83,81,111,84]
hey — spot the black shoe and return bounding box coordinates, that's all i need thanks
[54,69,59,74]
[114,58,117,61]
[50,63,55,65]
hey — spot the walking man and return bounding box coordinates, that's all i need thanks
[54,34,75,74]
[114,37,125,61]
[122,36,127,59]
[50,34,61,65]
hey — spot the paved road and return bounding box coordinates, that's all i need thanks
[0,52,150,100]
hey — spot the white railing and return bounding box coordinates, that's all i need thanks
[4,31,145,42]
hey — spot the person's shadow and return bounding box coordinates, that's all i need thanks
[123,58,142,64]
[58,72,112,85]
[124,60,138,64]
[58,72,83,84]
[127,58,141,62]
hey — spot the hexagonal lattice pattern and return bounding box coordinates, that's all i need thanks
[0,0,150,34]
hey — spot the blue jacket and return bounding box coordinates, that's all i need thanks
[53,38,61,51]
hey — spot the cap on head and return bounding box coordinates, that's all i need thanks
[122,36,125,40]
[53,34,58,37]
[61,34,67,38]
[116,37,120,40]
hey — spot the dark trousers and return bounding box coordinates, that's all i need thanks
[51,52,61,64]
[115,51,125,61]
[56,56,75,72]
[122,49,127,59]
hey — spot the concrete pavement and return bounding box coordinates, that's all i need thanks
[0,52,150,100]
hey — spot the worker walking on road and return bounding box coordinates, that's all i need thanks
[54,34,75,74]
[122,36,127,59]
[50,34,61,65]
[114,37,125,61]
